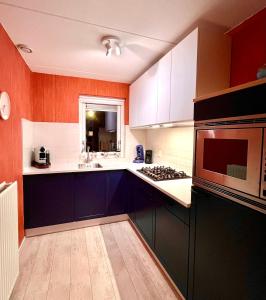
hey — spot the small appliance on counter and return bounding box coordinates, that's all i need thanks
[133,145,144,163]
[32,146,51,169]
[145,150,153,164]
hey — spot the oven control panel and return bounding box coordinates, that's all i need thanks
[261,129,266,200]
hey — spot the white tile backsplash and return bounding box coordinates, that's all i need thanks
[145,126,194,175]
[123,125,194,173]
[33,122,80,165]
[22,119,194,173]
[22,120,80,168]
[124,125,146,161]
[22,121,147,168]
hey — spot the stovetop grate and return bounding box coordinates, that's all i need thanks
[137,166,191,181]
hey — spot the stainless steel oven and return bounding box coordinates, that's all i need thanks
[193,120,266,213]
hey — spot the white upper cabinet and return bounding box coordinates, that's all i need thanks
[129,63,158,127]
[129,23,231,128]
[157,51,171,124]
[170,28,198,122]
[129,76,141,127]
[138,63,158,126]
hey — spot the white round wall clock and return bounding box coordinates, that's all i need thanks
[0,91,11,120]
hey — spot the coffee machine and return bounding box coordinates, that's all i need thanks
[133,145,144,163]
[32,146,51,168]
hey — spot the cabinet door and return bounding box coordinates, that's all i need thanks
[138,63,158,126]
[191,187,266,300]
[157,52,171,124]
[155,205,189,297]
[23,174,74,228]
[107,170,126,216]
[129,77,141,127]
[74,172,108,220]
[170,28,198,122]
[127,172,137,221]
[134,180,155,248]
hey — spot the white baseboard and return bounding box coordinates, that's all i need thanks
[25,214,129,237]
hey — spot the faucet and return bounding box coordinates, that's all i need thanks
[114,152,120,158]
[86,146,93,163]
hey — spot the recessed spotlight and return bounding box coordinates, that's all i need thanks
[101,36,121,57]
[16,44,32,54]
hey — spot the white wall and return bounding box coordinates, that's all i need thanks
[145,126,194,175]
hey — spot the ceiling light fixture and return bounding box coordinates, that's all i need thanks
[101,36,121,57]
[106,42,112,57]
[16,44,32,53]
[115,42,121,56]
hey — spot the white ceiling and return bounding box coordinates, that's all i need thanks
[0,0,265,83]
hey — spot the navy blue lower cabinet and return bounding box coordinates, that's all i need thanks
[190,187,266,300]
[107,170,127,216]
[126,171,138,221]
[129,175,157,248]
[24,170,128,229]
[23,174,75,228]
[74,171,108,220]
[155,203,189,298]
[134,183,156,248]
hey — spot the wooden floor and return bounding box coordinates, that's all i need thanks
[11,221,180,300]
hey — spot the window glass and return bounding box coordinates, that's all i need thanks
[86,109,117,152]
[203,138,248,180]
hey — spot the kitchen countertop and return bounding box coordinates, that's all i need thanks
[23,161,192,208]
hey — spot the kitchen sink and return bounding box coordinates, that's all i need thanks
[90,163,103,168]
[78,162,103,169]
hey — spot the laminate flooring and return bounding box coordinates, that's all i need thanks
[11,221,180,300]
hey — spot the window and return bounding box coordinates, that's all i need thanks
[79,96,124,155]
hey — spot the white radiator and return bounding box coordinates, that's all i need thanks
[0,181,19,300]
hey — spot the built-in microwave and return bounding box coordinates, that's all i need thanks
[193,80,266,213]
[193,124,266,211]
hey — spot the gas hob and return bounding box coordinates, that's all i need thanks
[138,166,190,181]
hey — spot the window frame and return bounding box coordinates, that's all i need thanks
[79,95,125,156]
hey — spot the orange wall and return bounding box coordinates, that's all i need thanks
[0,25,32,244]
[31,73,129,124]
[229,8,266,86]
